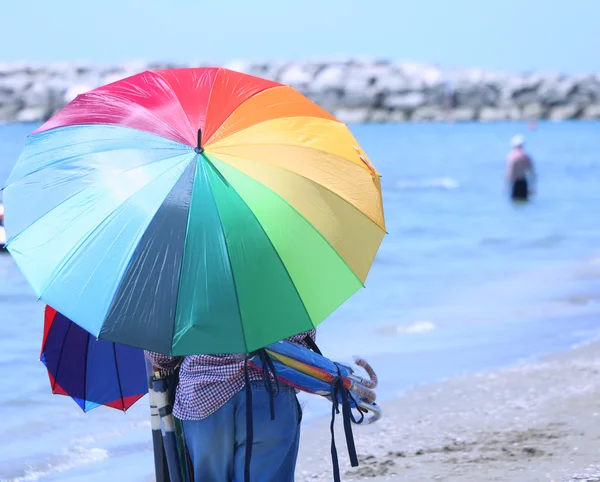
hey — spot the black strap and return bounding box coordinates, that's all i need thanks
[303,335,322,355]
[257,349,279,421]
[244,359,253,482]
[243,350,281,482]
[329,368,360,482]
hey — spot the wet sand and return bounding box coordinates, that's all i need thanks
[297,342,600,482]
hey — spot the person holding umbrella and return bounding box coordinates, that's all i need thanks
[145,329,315,482]
[3,67,386,481]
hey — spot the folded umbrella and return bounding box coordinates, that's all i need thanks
[250,340,381,422]
[4,67,385,355]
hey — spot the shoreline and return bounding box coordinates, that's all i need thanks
[296,340,600,481]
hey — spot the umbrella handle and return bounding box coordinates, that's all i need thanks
[349,381,377,404]
[356,401,382,424]
[351,356,378,389]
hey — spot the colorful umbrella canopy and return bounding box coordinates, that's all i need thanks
[42,306,147,411]
[4,68,385,355]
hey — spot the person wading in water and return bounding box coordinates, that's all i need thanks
[506,135,536,201]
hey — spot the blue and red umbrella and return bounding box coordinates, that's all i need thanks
[41,306,147,412]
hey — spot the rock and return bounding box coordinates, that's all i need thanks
[522,103,546,119]
[538,77,578,106]
[376,72,411,93]
[21,82,51,107]
[0,87,13,106]
[64,84,95,103]
[310,65,347,92]
[332,107,371,123]
[581,104,600,119]
[369,109,392,123]
[304,90,342,112]
[278,64,315,88]
[453,83,499,108]
[0,73,33,93]
[341,88,380,108]
[342,69,382,107]
[222,60,251,73]
[0,104,22,122]
[15,106,47,123]
[384,92,426,110]
[0,60,598,123]
[389,109,408,122]
[452,107,478,122]
[100,73,125,86]
[411,106,446,122]
[479,107,521,121]
[395,61,441,86]
[549,105,581,120]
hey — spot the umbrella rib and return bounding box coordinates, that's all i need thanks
[204,117,365,167]
[7,148,193,245]
[205,147,386,234]
[200,68,222,137]
[112,343,125,411]
[209,156,368,289]
[48,90,194,146]
[199,155,248,352]
[51,320,72,394]
[203,86,340,145]
[206,157,317,334]
[35,155,192,301]
[5,132,189,189]
[83,330,90,412]
[152,70,197,142]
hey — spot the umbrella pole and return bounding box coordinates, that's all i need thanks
[145,360,170,482]
[152,372,184,482]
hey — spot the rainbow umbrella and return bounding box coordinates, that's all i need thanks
[4,68,385,355]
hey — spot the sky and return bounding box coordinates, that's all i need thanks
[2,0,599,73]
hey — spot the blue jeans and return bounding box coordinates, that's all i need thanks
[182,382,302,482]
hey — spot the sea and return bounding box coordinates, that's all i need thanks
[1,121,599,481]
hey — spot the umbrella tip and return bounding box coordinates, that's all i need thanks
[195,128,204,154]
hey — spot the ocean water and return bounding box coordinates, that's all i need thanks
[1,121,600,481]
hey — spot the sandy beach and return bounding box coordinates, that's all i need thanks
[297,342,600,482]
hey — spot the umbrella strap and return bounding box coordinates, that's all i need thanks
[244,358,253,482]
[329,369,360,482]
[303,335,323,355]
[257,349,279,421]
[243,350,280,482]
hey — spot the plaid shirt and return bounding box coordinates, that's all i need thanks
[145,330,316,421]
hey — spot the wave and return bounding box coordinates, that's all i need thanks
[556,294,600,307]
[395,177,460,191]
[479,236,509,246]
[3,446,108,482]
[525,234,565,249]
[376,320,437,335]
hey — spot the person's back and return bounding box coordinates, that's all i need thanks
[506,135,535,201]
